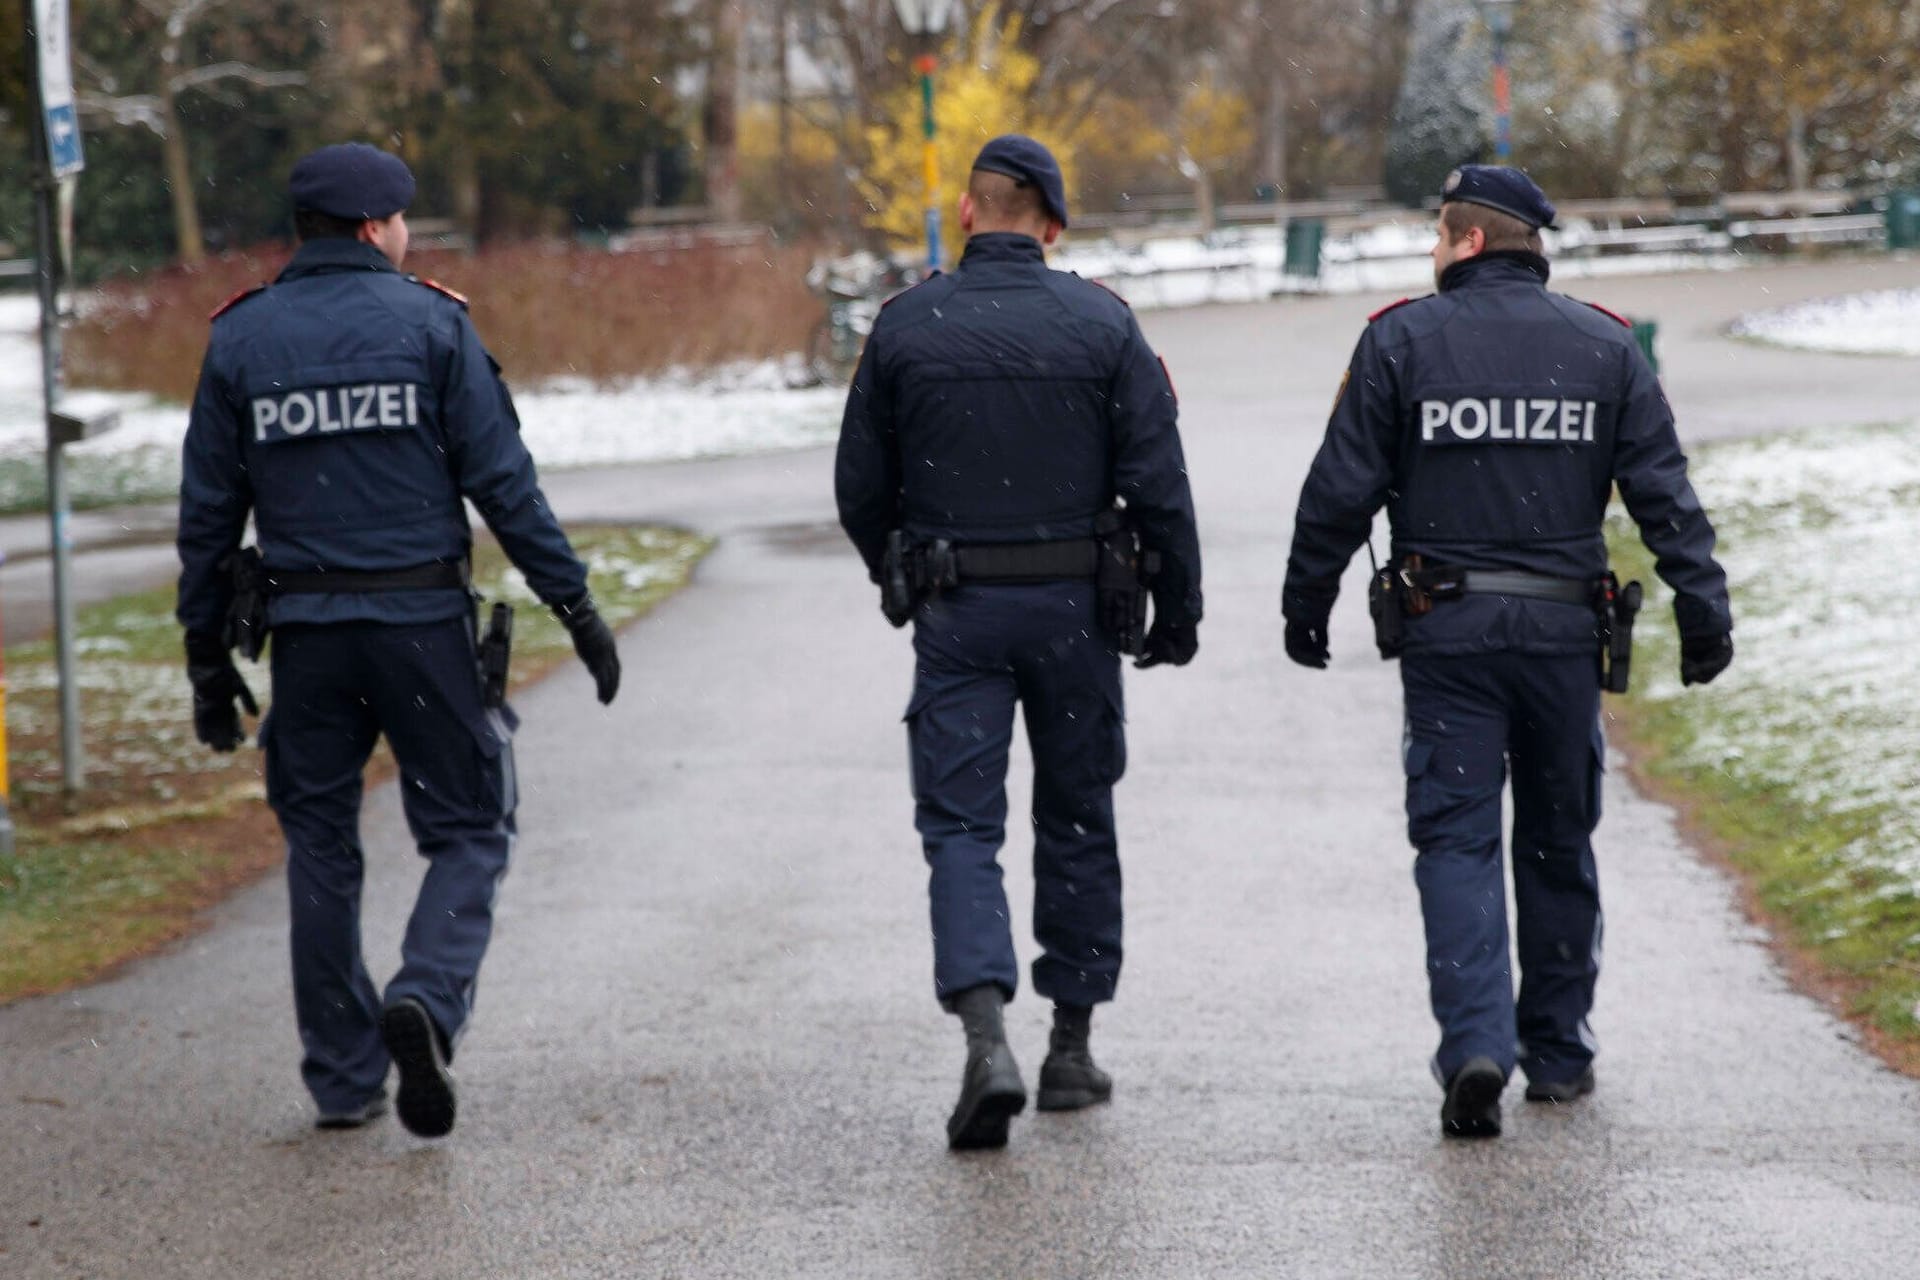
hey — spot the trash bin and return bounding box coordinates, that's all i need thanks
[1283,218,1325,278]
[1886,190,1920,251]
[1629,318,1659,373]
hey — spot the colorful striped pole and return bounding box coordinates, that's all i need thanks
[916,53,940,273]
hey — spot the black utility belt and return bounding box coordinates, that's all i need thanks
[950,538,1100,584]
[1368,554,1643,693]
[1402,565,1594,607]
[264,561,471,594]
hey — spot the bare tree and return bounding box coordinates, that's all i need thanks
[75,0,304,263]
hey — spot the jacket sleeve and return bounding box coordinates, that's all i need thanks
[1611,347,1733,639]
[438,309,589,608]
[174,352,253,639]
[1282,326,1400,622]
[834,333,900,583]
[1110,315,1203,627]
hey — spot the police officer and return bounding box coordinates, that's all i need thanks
[1281,165,1734,1138]
[836,135,1202,1150]
[177,143,621,1138]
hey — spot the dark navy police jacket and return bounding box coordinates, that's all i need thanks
[1283,251,1731,656]
[835,232,1202,627]
[177,239,586,638]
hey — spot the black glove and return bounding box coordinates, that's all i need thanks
[1679,632,1733,687]
[558,598,621,705]
[184,632,258,752]
[1284,618,1330,670]
[1133,620,1198,669]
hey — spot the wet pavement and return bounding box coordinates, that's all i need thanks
[4,255,1920,1277]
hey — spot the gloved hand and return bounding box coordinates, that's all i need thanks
[184,632,258,752]
[1133,620,1198,669]
[1679,632,1733,687]
[558,597,621,704]
[1284,618,1330,670]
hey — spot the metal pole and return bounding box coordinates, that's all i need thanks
[1491,27,1512,163]
[23,0,84,794]
[916,52,940,274]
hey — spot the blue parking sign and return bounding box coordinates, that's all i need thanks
[34,0,86,178]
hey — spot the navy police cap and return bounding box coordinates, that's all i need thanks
[289,143,416,221]
[971,134,1069,228]
[1441,164,1557,230]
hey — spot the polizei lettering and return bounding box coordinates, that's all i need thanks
[252,383,421,443]
[1419,397,1597,445]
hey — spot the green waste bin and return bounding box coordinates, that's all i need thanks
[1887,190,1920,251]
[1283,218,1325,277]
[1629,318,1659,373]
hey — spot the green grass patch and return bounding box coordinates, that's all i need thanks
[0,445,182,515]
[1606,421,1920,1054]
[0,524,711,1002]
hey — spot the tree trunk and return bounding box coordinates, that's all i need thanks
[159,84,204,264]
[705,0,744,223]
[776,0,793,226]
[1785,104,1810,192]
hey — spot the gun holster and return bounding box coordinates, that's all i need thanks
[1094,509,1158,657]
[1594,572,1643,694]
[478,601,514,709]
[880,531,957,628]
[221,546,269,661]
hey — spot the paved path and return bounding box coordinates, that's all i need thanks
[4,256,1920,1278]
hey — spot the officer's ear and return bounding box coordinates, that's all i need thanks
[1040,220,1063,248]
[958,193,977,236]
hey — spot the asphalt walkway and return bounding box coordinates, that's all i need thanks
[4,256,1920,1277]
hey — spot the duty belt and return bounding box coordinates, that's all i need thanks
[1407,565,1595,606]
[265,560,471,594]
[952,538,1099,583]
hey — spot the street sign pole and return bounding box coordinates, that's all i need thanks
[23,0,88,796]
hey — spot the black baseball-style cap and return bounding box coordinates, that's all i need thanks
[971,134,1069,228]
[1441,165,1557,231]
[289,143,416,221]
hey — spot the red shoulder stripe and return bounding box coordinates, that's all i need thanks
[1581,299,1632,327]
[411,276,469,306]
[209,284,267,321]
[1088,278,1133,309]
[879,269,942,310]
[1367,295,1425,323]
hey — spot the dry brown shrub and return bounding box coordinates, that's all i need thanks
[68,234,823,403]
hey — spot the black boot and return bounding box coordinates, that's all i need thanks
[1037,1003,1113,1112]
[946,985,1027,1150]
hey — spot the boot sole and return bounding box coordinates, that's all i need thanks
[948,1085,1027,1150]
[1441,1059,1504,1139]
[1035,1082,1113,1112]
[380,1001,457,1139]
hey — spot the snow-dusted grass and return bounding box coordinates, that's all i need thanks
[1608,419,1920,1045]
[0,524,709,1001]
[1728,288,1920,356]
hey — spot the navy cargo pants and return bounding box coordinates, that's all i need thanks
[264,618,517,1113]
[1401,651,1604,1089]
[907,583,1127,1008]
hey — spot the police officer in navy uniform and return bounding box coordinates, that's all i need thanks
[177,143,621,1137]
[837,135,1202,1150]
[1282,165,1734,1138]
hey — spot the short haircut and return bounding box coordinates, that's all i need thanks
[293,208,368,242]
[967,169,1048,228]
[1441,201,1544,255]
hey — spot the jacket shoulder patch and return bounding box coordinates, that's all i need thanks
[409,276,469,307]
[1367,295,1429,323]
[209,284,268,322]
[1085,277,1132,309]
[1579,298,1633,328]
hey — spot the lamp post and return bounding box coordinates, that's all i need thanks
[1477,0,1518,163]
[891,0,955,274]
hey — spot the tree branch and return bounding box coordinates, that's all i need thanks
[76,92,169,137]
[168,62,308,95]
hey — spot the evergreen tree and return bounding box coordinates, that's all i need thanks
[1383,0,1485,208]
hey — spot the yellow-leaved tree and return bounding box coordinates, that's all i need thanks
[862,6,1084,263]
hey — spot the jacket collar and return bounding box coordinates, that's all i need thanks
[958,232,1047,269]
[1439,249,1551,293]
[277,238,400,282]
